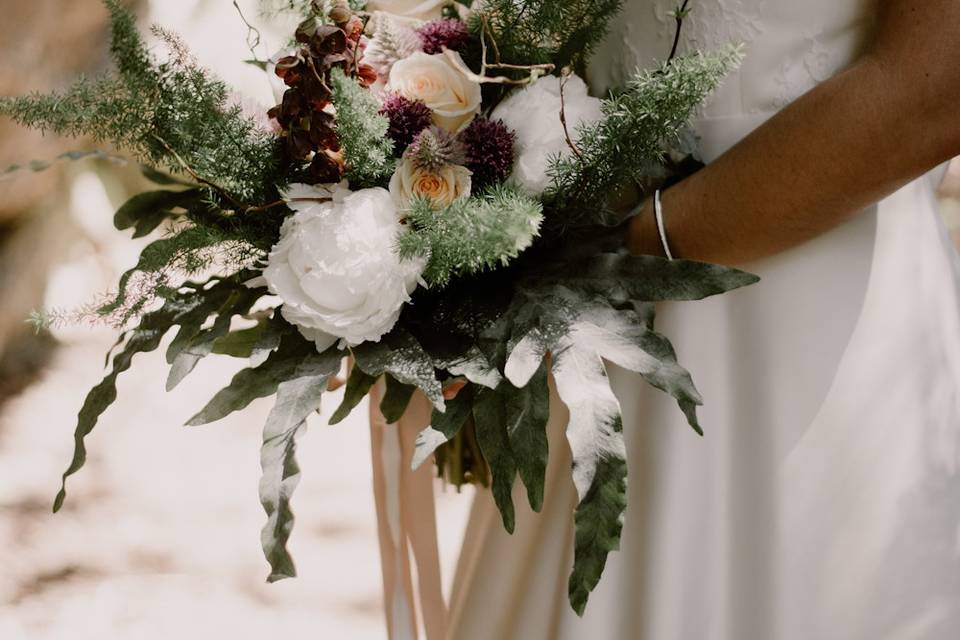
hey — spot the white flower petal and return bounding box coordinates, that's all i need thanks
[492,74,603,196]
[262,186,424,351]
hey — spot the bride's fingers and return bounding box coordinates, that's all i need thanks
[327,376,346,392]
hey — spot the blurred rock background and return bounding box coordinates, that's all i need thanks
[0,1,958,639]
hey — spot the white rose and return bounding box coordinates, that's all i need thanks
[389,157,472,208]
[491,74,604,196]
[388,51,482,133]
[261,183,424,351]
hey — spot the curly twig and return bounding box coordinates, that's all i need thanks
[446,13,554,86]
[558,71,583,159]
[233,0,264,65]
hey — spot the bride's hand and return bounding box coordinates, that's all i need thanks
[625,198,668,258]
[622,0,960,265]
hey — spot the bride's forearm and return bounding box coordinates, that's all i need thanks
[628,3,960,265]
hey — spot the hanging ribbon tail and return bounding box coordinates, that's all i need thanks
[370,382,449,640]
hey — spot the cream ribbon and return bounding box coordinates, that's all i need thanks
[369,383,448,640]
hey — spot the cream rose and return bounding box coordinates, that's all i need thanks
[389,157,472,208]
[388,51,482,133]
[259,183,424,350]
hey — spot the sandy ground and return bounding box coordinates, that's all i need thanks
[0,150,472,640]
[0,329,472,640]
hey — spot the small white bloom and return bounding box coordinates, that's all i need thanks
[389,157,472,209]
[364,14,423,79]
[388,51,482,133]
[261,183,424,351]
[491,74,603,196]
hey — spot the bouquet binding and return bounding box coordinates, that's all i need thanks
[0,0,756,626]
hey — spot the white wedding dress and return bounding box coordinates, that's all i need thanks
[446,1,960,638]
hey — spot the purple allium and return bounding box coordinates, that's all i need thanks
[460,117,516,190]
[379,93,433,155]
[417,19,472,55]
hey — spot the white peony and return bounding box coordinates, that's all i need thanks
[389,157,472,209]
[491,74,604,196]
[388,51,482,133]
[260,183,424,351]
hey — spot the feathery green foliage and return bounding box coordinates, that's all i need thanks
[0,0,283,204]
[397,185,543,287]
[469,0,623,72]
[99,225,264,327]
[330,68,396,187]
[546,48,742,229]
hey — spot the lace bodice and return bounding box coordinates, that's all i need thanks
[589,0,878,117]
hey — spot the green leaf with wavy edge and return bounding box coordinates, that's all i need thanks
[140,164,195,186]
[472,385,519,533]
[411,385,474,470]
[498,291,572,388]
[550,334,627,616]
[165,288,261,391]
[577,306,704,434]
[502,360,550,512]
[211,314,288,367]
[329,366,378,425]
[259,345,342,582]
[487,286,712,613]
[165,281,242,362]
[353,328,444,412]
[211,323,267,358]
[186,332,342,426]
[531,253,759,304]
[506,295,704,434]
[433,345,502,389]
[114,188,203,238]
[53,299,183,512]
[379,375,416,423]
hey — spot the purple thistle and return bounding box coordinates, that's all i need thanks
[407,126,467,172]
[379,93,433,155]
[460,117,516,191]
[417,19,472,55]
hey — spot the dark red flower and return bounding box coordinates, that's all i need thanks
[460,117,516,190]
[417,19,472,55]
[379,94,434,154]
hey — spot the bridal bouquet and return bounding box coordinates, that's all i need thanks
[2,0,754,614]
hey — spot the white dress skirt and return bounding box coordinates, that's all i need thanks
[446,1,960,638]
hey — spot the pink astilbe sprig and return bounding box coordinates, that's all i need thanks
[417,19,472,55]
[379,93,433,154]
[460,117,516,190]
